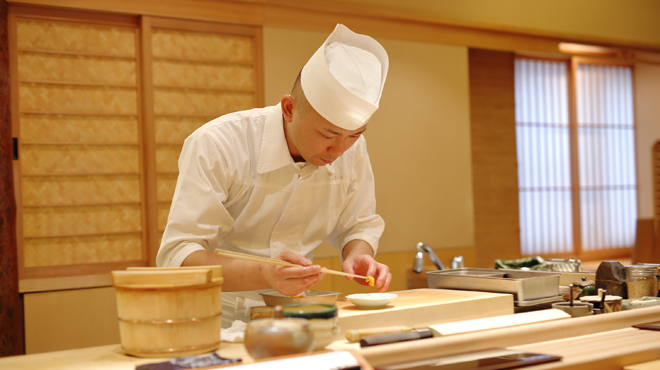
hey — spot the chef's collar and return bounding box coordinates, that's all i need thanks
[301,24,388,131]
[257,104,320,174]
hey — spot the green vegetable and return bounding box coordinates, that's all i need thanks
[494,256,547,270]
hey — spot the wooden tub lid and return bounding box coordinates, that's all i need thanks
[113,266,223,288]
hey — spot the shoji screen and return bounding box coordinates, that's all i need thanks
[515,58,573,255]
[575,61,637,251]
[515,57,637,257]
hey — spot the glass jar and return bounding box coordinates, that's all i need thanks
[626,265,658,299]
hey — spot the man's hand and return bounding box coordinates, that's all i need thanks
[261,250,325,296]
[341,240,392,292]
[182,249,323,295]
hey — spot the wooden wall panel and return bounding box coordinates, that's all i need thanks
[469,49,522,268]
[21,175,140,206]
[18,53,137,85]
[12,15,145,284]
[154,117,206,143]
[23,234,142,267]
[7,9,264,291]
[21,145,139,175]
[20,115,139,144]
[19,84,138,114]
[153,89,254,116]
[23,287,120,354]
[154,61,255,90]
[151,29,254,62]
[16,19,136,56]
[150,23,263,246]
[22,205,142,237]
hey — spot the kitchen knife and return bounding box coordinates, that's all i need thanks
[359,329,434,347]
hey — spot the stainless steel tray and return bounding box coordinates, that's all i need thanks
[259,289,340,307]
[426,268,560,301]
[514,295,564,307]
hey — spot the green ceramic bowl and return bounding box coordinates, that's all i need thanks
[280,304,338,319]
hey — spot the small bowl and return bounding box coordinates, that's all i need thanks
[280,304,339,350]
[244,318,313,359]
[346,293,397,309]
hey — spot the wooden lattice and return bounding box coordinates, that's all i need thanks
[21,175,141,206]
[153,89,254,116]
[156,174,177,203]
[18,52,137,85]
[155,146,183,174]
[153,60,254,90]
[22,204,142,238]
[13,15,262,280]
[151,27,259,226]
[17,19,136,57]
[152,29,252,63]
[155,117,208,144]
[20,145,139,175]
[16,18,143,273]
[158,203,172,231]
[21,114,139,144]
[23,234,142,267]
[19,83,138,114]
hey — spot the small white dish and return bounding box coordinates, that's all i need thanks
[346,293,397,309]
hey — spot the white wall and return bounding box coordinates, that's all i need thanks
[262,26,474,256]
[326,0,660,48]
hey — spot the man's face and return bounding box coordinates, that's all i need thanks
[282,95,366,166]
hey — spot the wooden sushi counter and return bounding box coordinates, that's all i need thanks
[3,289,660,369]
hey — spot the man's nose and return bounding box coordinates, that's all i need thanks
[328,137,345,157]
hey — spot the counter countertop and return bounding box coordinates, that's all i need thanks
[4,294,660,370]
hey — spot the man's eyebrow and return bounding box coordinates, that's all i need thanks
[324,127,367,136]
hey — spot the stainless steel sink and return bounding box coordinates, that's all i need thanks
[426,268,560,301]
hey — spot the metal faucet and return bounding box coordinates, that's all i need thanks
[413,242,446,273]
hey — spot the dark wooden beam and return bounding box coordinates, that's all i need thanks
[0,0,25,357]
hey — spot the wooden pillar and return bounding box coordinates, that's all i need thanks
[0,0,25,357]
[468,48,521,268]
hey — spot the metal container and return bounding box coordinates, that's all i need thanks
[426,268,560,301]
[259,290,340,307]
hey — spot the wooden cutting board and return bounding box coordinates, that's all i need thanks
[336,288,513,338]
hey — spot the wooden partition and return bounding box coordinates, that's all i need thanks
[11,8,146,289]
[8,5,263,292]
[468,49,522,268]
[147,17,263,264]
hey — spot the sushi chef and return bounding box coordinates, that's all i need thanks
[157,24,391,327]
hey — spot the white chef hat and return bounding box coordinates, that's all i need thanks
[301,24,389,130]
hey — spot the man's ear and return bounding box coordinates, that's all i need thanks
[281,95,294,122]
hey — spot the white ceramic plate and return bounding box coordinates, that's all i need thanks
[346,293,398,309]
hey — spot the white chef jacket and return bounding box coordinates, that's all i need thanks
[156,104,385,327]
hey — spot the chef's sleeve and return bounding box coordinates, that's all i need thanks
[156,130,234,267]
[326,138,385,258]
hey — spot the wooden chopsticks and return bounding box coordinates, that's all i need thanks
[214,249,371,281]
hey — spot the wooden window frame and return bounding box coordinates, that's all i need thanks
[515,54,637,261]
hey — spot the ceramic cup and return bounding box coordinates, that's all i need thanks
[243,318,313,359]
[279,304,339,351]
